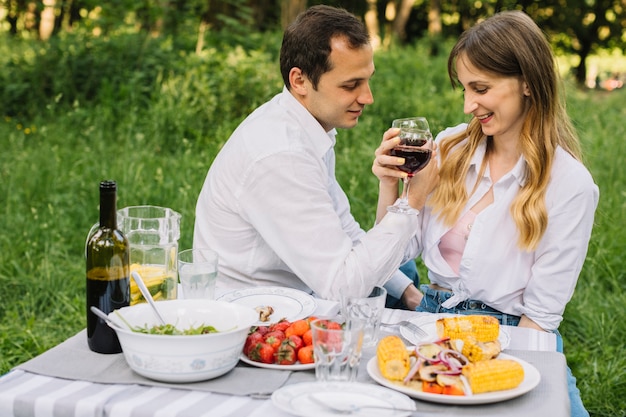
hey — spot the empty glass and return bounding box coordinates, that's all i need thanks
[341,286,387,348]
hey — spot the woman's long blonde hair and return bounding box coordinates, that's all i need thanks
[429,10,582,251]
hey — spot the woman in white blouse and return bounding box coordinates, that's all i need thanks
[373,11,598,417]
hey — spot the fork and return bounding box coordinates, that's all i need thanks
[309,394,417,415]
[380,320,428,339]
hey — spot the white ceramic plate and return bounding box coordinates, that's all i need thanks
[399,314,511,349]
[239,353,315,371]
[217,287,317,326]
[367,352,540,405]
[271,381,416,417]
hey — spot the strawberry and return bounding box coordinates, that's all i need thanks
[253,325,270,336]
[326,321,342,330]
[243,331,264,357]
[248,342,275,364]
[264,330,286,350]
[269,320,291,333]
[276,340,297,365]
[287,334,304,353]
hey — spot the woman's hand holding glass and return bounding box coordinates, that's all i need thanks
[373,118,439,215]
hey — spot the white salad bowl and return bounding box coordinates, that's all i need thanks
[107,299,257,383]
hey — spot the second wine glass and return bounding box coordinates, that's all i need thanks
[387,117,433,215]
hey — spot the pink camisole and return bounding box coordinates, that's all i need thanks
[438,210,477,275]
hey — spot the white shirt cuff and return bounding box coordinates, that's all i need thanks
[384,269,413,299]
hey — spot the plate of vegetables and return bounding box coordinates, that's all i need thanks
[368,335,540,404]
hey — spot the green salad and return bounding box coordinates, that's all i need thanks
[132,323,219,335]
[114,311,219,335]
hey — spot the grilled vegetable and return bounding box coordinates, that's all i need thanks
[436,315,499,342]
[451,337,502,363]
[377,335,411,381]
[462,359,524,394]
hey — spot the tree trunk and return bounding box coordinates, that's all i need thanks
[364,0,381,50]
[61,0,74,32]
[427,0,441,36]
[150,0,169,37]
[427,0,441,55]
[281,0,306,30]
[196,19,208,55]
[39,0,56,40]
[24,1,38,33]
[392,0,415,42]
[575,48,590,86]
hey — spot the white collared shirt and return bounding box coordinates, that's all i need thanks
[194,87,417,301]
[410,123,599,330]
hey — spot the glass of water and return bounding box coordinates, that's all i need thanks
[341,286,387,348]
[178,248,218,299]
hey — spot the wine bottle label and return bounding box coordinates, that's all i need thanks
[87,266,129,281]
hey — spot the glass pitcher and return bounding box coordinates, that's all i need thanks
[117,206,181,305]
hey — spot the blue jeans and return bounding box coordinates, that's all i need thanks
[417,285,589,417]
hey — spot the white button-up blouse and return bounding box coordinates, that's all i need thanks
[409,123,599,330]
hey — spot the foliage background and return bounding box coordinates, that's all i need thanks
[1,6,625,417]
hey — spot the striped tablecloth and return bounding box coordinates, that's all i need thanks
[1,309,567,417]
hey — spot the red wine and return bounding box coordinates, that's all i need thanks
[86,181,130,354]
[390,145,432,176]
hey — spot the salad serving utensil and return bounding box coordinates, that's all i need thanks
[131,270,167,325]
[90,306,126,330]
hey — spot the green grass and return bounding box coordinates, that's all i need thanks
[1,33,625,416]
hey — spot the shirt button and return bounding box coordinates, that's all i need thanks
[468,301,478,309]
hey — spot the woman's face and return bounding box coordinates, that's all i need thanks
[456,53,530,143]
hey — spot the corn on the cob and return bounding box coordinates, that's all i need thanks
[462,359,524,394]
[452,337,502,363]
[376,335,410,381]
[436,315,499,342]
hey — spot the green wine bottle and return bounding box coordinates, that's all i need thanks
[86,180,130,353]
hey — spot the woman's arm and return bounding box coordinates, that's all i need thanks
[373,128,404,223]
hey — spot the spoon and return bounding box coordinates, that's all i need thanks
[90,306,126,330]
[131,270,167,325]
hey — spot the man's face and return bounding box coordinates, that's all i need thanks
[302,37,375,132]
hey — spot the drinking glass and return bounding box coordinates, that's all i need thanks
[387,117,433,215]
[178,248,218,299]
[310,317,364,382]
[341,286,387,348]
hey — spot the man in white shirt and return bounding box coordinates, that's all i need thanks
[194,5,430,308]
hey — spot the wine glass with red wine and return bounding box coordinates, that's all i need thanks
[387,117,433,215]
